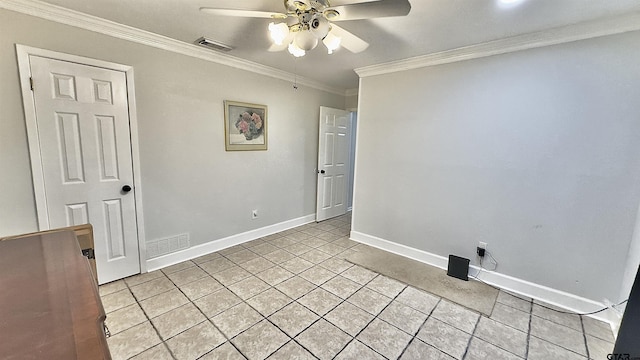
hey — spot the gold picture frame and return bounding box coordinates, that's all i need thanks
[224,100,268,151]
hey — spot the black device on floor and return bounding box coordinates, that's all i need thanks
[614,264,640,358]
[447,255,470,281]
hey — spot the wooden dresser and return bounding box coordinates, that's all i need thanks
[0,231,111,359]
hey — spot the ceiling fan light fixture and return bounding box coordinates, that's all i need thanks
[323,9,340,20]
[293,0,311,11]
[309,14,330,39]
[288,42,306,57]
[202,0,407,58]
[294,30,319,51]
[323,32,341,54]
[268,22,290,45]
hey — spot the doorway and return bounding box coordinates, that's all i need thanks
[316,106,356,222]
[16,45,146,284]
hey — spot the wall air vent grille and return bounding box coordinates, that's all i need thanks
[194,37,234,52]
[146,233,190,259]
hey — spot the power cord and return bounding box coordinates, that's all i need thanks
[470,249,502,290]
[479,250,498,271]
[470,250,629,316]
[535,299,628,316]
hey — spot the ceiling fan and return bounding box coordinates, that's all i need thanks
[200,0,411,57]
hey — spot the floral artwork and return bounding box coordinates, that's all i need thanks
[224,101,267,151]
[235,111,263,140]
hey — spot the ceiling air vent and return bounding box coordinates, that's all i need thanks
[194,37,234,52]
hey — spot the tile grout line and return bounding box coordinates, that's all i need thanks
[579,316,616,344]
[123,277,179,360]
[255,263,377,358]
[524,298,533,360]
[220,239,427,359]
[472,316,532,359]
[526,299,596,359]
[460,312,481,360]
[254,237,358,358]
[204,246,354,359]
[110,265,354,359]
[492,299,535,334]
[262,260,360,358]
[527,314,593,357]
[268,339,321,360]
[396,297,443,359]
[580,315,591,359]
[330,274,403,359]
[412,300,477,360]
[217,277,303,358]
[188,259,255,360]
[496,293,600,352]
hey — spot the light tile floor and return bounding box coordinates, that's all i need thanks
[100,214,615,360]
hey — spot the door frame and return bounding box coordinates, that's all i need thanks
[16,44,148,272]
[316,106,353,222]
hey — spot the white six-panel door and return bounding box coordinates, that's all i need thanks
[29,55,140,284]
[316,106,351,222]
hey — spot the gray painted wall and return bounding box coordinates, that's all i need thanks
[0,9,344,248]
[353,31,640,302]
[345,93,358,111]
[347,112,357,210]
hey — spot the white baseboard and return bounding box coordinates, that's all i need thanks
[349,230,622,327]
[146,214,316,272]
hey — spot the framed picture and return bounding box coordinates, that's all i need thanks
[224,100,268,151]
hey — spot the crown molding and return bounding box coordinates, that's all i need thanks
[0,0,348,96]
[355,11,640,78]
[345,88,359,97]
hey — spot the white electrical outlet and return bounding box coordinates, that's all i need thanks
[478,241,487,250]
[252,209,258,219]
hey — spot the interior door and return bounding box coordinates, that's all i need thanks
[29,55,140,284]
[316,106,351,222]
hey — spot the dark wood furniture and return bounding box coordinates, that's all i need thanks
[0,224,98,284]
[0,231,111,359]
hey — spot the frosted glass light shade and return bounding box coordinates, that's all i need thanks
[288,42,306,57]
[294,30,319,51]
[310,14,329,39]
[323,32,341,54]
[268,22,290,45]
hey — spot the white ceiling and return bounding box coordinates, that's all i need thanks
[37,0,640,90]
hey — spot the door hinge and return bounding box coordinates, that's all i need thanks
[82,248,95,259]
[29,77,34,91]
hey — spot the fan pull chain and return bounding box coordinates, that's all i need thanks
[293,57,299,90]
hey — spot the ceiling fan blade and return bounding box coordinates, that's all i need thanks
[326,0,411,21]
[199,7,288,19]
[329,24,369,53]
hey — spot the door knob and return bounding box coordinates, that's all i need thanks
[318,170,325,174]
[122,185,132,193]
